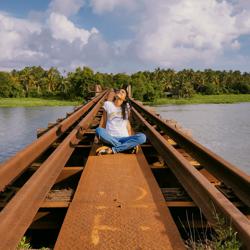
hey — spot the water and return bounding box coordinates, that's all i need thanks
[0,104,249,175]
[154,103,250,174]
[0,106,74,163]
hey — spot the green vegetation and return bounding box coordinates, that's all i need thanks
[1,66,250,104]
[182,209,242,250]
[0,98,80,107]
[148,94,250,105]
[17,236,31,249]
[17,236,51,249]
[211,212,241,250]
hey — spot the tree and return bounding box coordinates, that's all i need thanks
[46,67,62,93]
[0,72,23,97]
[131,72,147,101]
[113,73,131,89]
[65,67,97,100]
[1,66,250,100]
[0,72,14,97]
[18,67,37,97]
[172,71,194,98]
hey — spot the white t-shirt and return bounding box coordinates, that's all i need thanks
[103,101,129,137]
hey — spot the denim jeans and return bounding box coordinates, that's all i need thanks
[95,127,146,153]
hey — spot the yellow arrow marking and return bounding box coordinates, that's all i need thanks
[140,225,151,231]
[134,186,147,201]
[91,214,120,246]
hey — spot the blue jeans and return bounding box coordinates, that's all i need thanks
[96,127,146,153]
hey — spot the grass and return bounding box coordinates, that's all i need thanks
[181,208,242,250]
[2,94,250,107]
[146,94,250,106]
[0,98,81,107]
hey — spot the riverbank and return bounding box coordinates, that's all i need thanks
[0,98,81,107]
[147,94,250,105]
[1,94,250,107]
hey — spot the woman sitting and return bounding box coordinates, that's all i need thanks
[96,88,146,155]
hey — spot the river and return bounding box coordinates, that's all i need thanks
[0,104,249,174]
[0,106,74,163]
[154,102,250,174]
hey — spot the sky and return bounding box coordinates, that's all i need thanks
[1,0,250,73]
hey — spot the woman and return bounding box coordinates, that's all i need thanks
[95,88,146,155]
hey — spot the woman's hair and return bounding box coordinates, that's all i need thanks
[113,87,130,120]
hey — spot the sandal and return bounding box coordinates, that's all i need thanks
[131,145,139,154]
[96,146,113,155]
[126,146,139,154]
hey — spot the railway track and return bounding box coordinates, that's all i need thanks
[0,91,107,192]
[0,89,249,249]
[130,102,250,247]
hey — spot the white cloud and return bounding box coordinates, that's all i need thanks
[230,0,250,11]
[90,0,137,14]
[0,9,102,71]
[48,12,98,44]
[1,0,250,72]
[48,0,85,17]
[132,0,250,67]
[87,0,250,71]
[231,39,241,49]
[0,12,42,62]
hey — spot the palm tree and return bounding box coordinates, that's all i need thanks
[19,67,36,97]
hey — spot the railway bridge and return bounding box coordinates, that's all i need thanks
[0,88,249,249]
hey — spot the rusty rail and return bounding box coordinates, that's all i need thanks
[0,93,108,250]
[0,91,107,192]
[130,98,250,208]
[0,89,249,249]
[132,107,250,246]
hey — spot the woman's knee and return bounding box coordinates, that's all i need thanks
[136,133,146,144]
[96,127,105,138]
[96,127,100,136]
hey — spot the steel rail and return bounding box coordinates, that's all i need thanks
[130,98,250,207]
[0,91,107,192]
[0,93,107,250]
[132,107,250,247]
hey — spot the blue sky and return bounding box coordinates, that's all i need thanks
[0,1,49,16]
[0,0,250,73]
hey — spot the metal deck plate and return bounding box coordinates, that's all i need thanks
[55,152,184,250]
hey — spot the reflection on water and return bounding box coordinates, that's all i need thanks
[0,106,74,163]
[154,103,250,174]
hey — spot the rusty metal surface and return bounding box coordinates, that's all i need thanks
[1,90,249,248]
[0,91,107,192]
[0,94,107,250]
[132,107,250,247]
[54,153,185,250]
[130,98,250,208]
